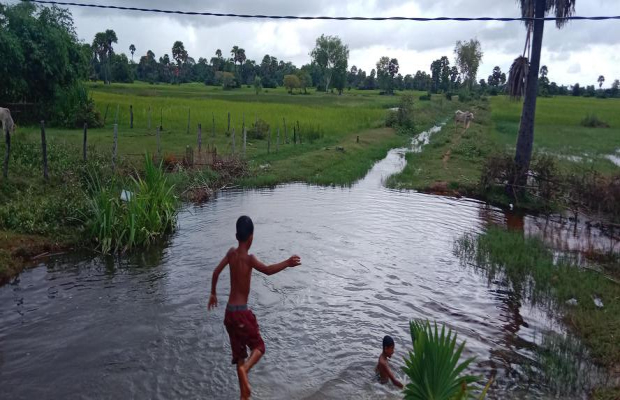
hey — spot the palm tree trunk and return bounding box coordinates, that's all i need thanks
[512,0,546,195]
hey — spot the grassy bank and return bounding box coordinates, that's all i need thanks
[455,227,620,396]
[388,96,620,211]
[387,101,498,193]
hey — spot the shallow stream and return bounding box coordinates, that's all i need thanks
[0,125,616,399]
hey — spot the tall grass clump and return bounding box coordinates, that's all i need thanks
[580,113,610,128]
[86,154,178,254]
[403,320,489,400]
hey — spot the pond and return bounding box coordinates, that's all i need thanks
[0,125,614,399]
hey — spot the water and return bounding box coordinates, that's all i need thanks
[0,127,613,399]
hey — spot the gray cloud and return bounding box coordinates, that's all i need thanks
[5,0,620,86]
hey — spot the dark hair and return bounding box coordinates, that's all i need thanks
[382,335,395,349]
[236,216,254,242]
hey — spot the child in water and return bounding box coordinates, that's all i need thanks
[208,215,301,400]
[376,335,404,389]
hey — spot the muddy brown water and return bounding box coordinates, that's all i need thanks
[0,125,616,399]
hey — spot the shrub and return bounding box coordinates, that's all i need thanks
[580,113,610,128]
[385,110,398,127]
[458,89,473,103]
[248,118,270,140]
[419,93,431,101]
[51,82,103,128]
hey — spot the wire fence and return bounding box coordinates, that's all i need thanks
[22,1,620,23]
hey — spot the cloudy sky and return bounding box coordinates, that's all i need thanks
[13,0,620,86]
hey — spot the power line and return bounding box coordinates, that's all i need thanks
[21,0,620,23]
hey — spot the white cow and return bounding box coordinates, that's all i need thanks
[454,110,474,133]
[0,107,15,134]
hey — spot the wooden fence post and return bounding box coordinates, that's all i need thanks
[130,105,134,129]
[114,105,119,125]
[297,120,301,144]
[160,108,163,130]
[232,128,236,155]
[187,108,191,134]
[112,123,118,169]
[103,104,110,126]
[276,127,280,153]
[197,123,202,156]
[283,117,288,144]
[40,120,49,182]
[268,128,271,154]
[83,123,88,162]
[293,126,297,145]
[148,106,152,131]
[3,127,10,178]
[243,125,247,157]
[157,126,161,160]
[227,112,231,135]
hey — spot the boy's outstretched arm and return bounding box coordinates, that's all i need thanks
[387,367,404,389]
[208,250,231,310]
[251,254,301,276]
[379,361,404,389]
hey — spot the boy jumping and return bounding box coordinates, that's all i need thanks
[376,335,404,389]
[208,216,301,399]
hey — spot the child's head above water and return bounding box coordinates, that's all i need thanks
[236,215,254,244]
[382,335,395,357]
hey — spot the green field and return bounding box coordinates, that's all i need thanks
[389,95,620,193]
[14,83,451,185]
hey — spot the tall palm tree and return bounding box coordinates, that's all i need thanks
[129,44,136,62]
[511,0,576,194]
[598,75,605,88]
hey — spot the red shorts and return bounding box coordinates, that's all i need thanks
[224,307,265,364]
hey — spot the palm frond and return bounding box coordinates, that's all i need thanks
[517,0,576,28]
[506,56,529,100]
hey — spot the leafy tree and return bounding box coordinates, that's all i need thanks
[512,0,576,193]
[488,66,506,88]
[260,54,278,88]
[283,74,301,94]
[611,79,620,97]
[215,49,222,58]
[538,65,550,95]
[572,83,582,96]
[129,44,136,62]
[215,71,235,90]
[310,34,349,92]
[430,59,442,93]
[296,69,312,94]
[597,75,605,89]
[110,53,133,83]
[0,3,90,109]
[454,39,483,90]
[376,56,399,94]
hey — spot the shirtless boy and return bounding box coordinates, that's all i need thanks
[208,215,301,399]
[376,335,404,389]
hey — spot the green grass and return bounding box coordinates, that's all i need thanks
[455,227,620,369]
[389,96,620,196]
[14,83,449,187]
[491,96,620,175]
